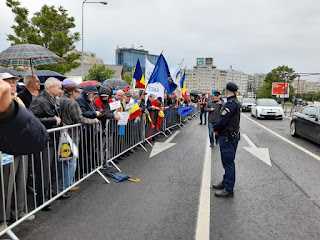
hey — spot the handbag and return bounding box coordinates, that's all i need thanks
[58,130,79,161]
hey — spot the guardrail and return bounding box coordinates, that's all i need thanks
[0,105,197,239]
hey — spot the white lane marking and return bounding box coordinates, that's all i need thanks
[195,137,211,240]
[242,114,320,162]
[242,134,272,166]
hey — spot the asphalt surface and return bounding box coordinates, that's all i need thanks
[212,113,320,240]
[8,113,320,240]
[14,119,208,240]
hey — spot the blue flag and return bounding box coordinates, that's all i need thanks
[179,71,186,89]
[133,59,145,88]
[148,54,177,94]
[133,59,143,81]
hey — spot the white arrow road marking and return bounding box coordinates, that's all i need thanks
[242,134,272,166]
[149,131,180,158]
[242,113,320,162]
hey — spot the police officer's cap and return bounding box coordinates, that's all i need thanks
[226,82,238,92]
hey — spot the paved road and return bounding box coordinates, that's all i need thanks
[11,113,320,240]
[212,113,320,240]
[15,120,208,240]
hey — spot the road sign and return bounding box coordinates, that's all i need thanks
[272,82,290,98]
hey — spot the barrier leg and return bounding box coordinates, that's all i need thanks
[96,169,110,184]
[145,139,153,147]
[179,116,185,127]
[139,143,148,152]
[161,131,168,137]
[108,160,122,173]
[166,129,173,135]
[6,229,19,240]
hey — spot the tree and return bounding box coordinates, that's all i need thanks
[6,0,80,74]
[84,64,115,82]
[257,65,297,98]
[122,72,133,86]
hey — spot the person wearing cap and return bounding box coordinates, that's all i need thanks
[212,82,241,198]
[205,90,223,148]
[0,74,47,224]
[76,85,101,119]
[94,86,120,132]
[58,79,99,197]
[60,79,99,125]
[76,84,102,175]
[1,73,32,221]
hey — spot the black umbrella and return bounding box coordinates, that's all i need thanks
[102,78,129,90]
[0,67,66,84]
[34,70,66,84]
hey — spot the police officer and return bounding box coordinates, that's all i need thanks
[212,82,241,198]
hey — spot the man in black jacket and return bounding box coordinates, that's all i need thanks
[18,75,40,108]
[0,77,48,227]
[199,94,208,125]
[205,91,223,148]
[76,85,101,119]
[30,77,62,208]
[0,78,48,155]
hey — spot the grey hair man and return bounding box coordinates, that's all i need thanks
[18,75,40,108]
[29,77,63,209]
[30,77,62,128]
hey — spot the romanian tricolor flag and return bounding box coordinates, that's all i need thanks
[133,59,146,89]
[128,103,142,121]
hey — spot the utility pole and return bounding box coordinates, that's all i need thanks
[81,1,108,80]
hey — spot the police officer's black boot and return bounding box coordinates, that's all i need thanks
[214,189,234,198]
[211,182,224,190]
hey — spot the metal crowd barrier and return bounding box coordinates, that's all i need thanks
[104,116,147,172]
[144,110,167,146]
[0,106,197,239]
[179,104,198,125]
[163,106,181,134]
[0,122,109,239]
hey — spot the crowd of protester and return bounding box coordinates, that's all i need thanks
[0,72,192,230]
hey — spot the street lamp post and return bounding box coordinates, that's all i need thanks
[81,0,108,79]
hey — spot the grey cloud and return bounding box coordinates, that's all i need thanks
[0,0,320,73]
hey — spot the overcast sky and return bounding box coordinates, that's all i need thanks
[1,0,320,74]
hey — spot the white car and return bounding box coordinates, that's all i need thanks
[251,98,284,120]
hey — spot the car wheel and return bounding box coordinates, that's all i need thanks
[256,110,261,119]
[290,121,297,137]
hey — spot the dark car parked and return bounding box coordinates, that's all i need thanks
[241,98,256,112]
[290,105,320,144]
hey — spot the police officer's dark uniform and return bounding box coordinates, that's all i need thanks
[212,82,241,198]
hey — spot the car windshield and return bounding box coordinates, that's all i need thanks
[243,98,256,104]
[257,99,279,106]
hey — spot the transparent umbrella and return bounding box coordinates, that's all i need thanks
[0,44,62,74]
